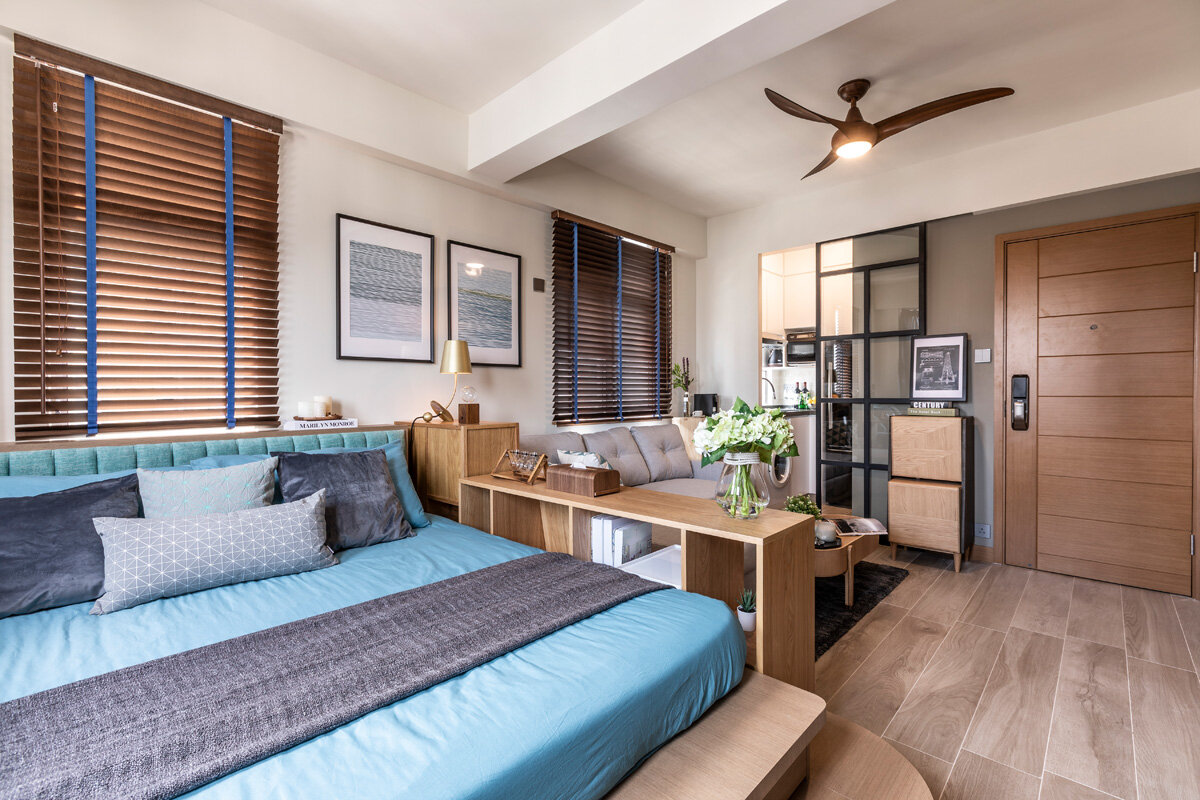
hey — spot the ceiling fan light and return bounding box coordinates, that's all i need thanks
[835,140,873,158]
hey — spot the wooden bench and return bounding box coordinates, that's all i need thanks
[606,671,826,800]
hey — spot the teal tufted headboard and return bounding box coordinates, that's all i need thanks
[0,428,406,477]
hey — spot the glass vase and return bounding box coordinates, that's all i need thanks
[714,452,770,520]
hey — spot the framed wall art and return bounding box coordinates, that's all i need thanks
[910,333,968,402]
[336,214,434,362]
[447,240,522,367]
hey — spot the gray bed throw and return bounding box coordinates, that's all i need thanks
[0,553,667,800]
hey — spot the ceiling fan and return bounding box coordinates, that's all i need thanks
[764,78,1014,178]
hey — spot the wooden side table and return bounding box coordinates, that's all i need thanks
[459,474,815,691]
[405,421,518,520]
[814,534,879,606]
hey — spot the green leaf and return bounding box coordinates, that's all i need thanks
[731,397,751,414]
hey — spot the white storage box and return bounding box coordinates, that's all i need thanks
[618,545,681,589]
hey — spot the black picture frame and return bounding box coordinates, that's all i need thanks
[335,213,435,363]
[909,333,968,402]
[446,240,522,368]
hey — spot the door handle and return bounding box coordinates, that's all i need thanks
[1011,375,1029,431]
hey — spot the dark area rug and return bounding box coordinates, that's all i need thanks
[814,562,909,659]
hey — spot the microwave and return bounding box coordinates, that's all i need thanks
[785,329,816,365]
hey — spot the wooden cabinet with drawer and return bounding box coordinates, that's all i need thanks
[888,415,974,571]
[407,421,519,521]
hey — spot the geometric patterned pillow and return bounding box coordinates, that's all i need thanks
[91,490,337,614]
[137,458,277,519]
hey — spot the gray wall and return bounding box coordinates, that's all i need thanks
[926,172,1200,545]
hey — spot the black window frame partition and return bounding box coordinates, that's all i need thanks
[814,222,926,520]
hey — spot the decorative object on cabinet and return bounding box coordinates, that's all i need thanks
[491,449,548,484]
[910,333,968,401]
[457,385,480,424]
[737,589,756,632]
[671,358,694,416]
[546,464,620,497]
[887,415,974,571]
[447,241,522,367]
[336,214,434,363]
[694,399,798,520]
[407,421,519,520]
[421,339,472,423]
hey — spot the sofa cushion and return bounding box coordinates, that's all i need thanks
[643,477,716,500]
[582,427,651,486]
[519,432,585,464]
[631,424,693,482]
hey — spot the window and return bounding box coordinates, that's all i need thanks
[815,223,925,519]
[550,212,672,425]
[12,36,281,439]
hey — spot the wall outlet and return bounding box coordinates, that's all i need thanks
[974,524,992,540]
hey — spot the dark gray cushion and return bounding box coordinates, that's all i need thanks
[92,490,338,614]
[275,450,411,551]
[582,427,651,486]
[520,432,585,464]
[631,424,693,482]
[0,474,140,618]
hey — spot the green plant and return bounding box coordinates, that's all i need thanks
[738,589,756,613]
[671,357,693,391]
[784,493,823,520]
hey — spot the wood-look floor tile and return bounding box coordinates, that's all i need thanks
[1123,586,1193,671]
[1044,638,1135,799]
[907,561,989,626]
[1127,657,1200,800]
[826,614,949,735]
[1011,569,1073,637]
[815,602,908,700]
[1172,596,1200,673]
[1039,773,1120,800]
[963,627,1064,775]
[959,565,1031,631]
[942,750,1040,800]
[1066,579,1124,649]
[883,738,953,796]
[878,561,946,610]
[865,544,921,566]
[885,622,1006,761]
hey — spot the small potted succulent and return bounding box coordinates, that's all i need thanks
[785,493,839,544]
[737,589,756,633]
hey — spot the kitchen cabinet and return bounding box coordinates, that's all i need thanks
[783,274,815,329]
[761,268,784,335]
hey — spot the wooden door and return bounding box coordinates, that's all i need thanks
[997,207,1199,595]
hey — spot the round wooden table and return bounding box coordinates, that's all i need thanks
[814,533,881,606]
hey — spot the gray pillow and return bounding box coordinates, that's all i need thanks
[274,449,412,551]
[582,427,651,486]
[631,424,693,482]
[91,490,337,614]
[138,458,277,518]
[0,474,140,618]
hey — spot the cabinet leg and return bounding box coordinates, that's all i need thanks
[890,542,898,561]
[953,553,962,573]
[844,556,854,607]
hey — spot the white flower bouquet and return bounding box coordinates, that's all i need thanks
[693,398,798,518]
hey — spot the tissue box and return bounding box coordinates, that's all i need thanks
[546,464,621,497]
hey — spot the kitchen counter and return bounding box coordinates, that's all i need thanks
[762,405,815,417]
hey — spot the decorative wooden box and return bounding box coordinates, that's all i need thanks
[546,464,621,497]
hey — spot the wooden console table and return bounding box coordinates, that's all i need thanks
[459,475,815,690]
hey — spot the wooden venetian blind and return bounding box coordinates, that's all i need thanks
[12,37,282,439]
[551,212,672,425]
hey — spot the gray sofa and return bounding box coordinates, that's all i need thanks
[520,423,723,497]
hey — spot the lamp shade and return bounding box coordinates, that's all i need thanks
[439,340,472,375]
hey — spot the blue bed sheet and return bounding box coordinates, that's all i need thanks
[0,517,745,800]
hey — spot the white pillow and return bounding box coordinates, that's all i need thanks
[557,449,614,470]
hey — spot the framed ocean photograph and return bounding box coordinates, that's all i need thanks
[910,333,968,401]
[447,241,522,367]
[336,214,434,363]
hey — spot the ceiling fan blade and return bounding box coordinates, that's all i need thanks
[764,88,849,133]
[803,151,839,179]
[874,87,1014,142]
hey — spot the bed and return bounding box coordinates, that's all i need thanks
[0,426,745,800]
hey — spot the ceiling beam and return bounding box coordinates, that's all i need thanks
[467,0,897,182]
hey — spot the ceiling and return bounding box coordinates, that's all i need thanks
[197,0,642,112]
[198,0,1200,219]
[564,0,1200,216]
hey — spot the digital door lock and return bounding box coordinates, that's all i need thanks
[1011,374,1029,431]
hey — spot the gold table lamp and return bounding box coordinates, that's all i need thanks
[426,339,472,422]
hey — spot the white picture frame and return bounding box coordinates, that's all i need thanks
[447,240,522,367]
[910,333,967,401]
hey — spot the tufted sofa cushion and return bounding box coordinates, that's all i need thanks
[630,425,693,482]
[582,427,650,486]
[519,432,585,464]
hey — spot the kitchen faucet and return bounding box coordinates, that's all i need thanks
[761,377,776,403]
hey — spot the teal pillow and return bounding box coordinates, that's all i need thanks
[138,458,277,519]
[0,465,191,499]
[317,440,428,528]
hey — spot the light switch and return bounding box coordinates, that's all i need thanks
[973,348,992,364]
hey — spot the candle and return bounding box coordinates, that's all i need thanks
[313,395,332,416]
[297,401,317,418]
